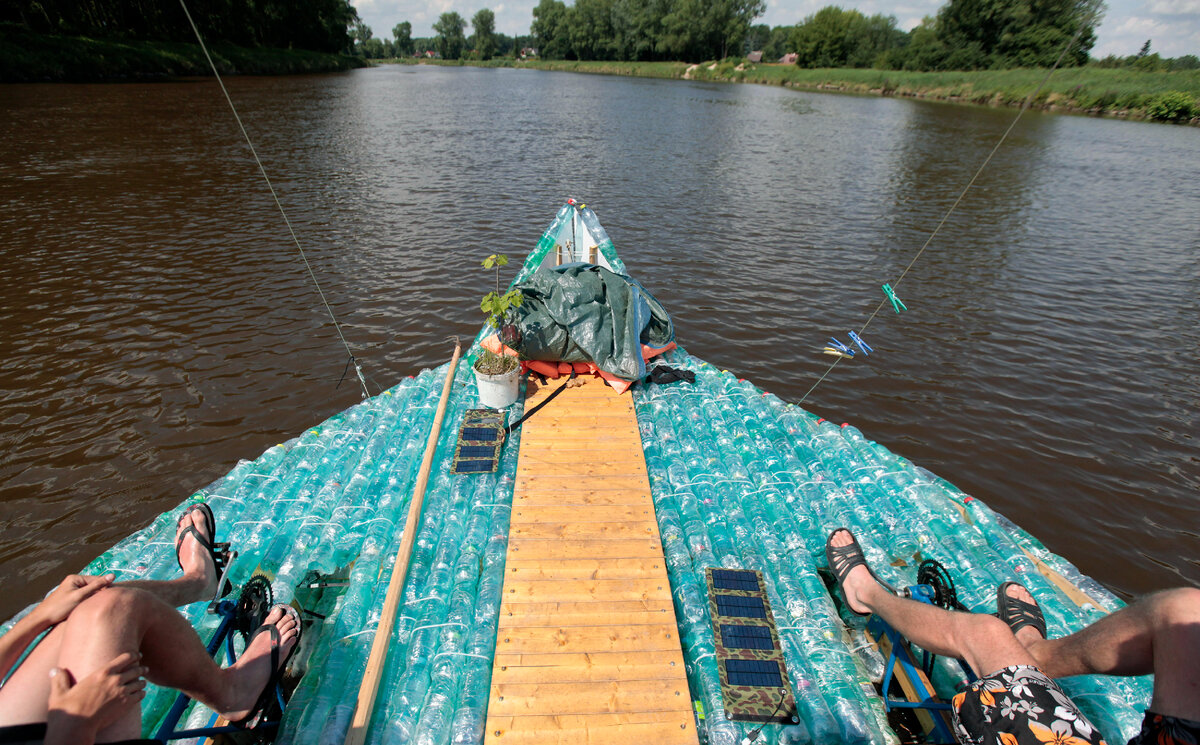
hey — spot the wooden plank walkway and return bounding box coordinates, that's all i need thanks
[485,377,699,745]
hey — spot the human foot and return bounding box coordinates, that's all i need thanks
[174,504,228,600]
[222,604,301,725]
[997,581,1046,647]
[826,528,891,616]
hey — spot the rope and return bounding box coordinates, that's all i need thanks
[177,0,372,400]
[797,25,1090,406]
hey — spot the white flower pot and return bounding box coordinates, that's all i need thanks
[475,365,520,409]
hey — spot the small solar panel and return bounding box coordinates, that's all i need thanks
[461,427,499,441]
[458,445,498,459]
[720,624,774,650]
[725,659,784,688]
[712,569,761,592]
[715,594,766,619]
[452,459,496,473]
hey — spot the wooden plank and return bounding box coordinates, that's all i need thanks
[497,609,675,630]
[515,475,651,491]
[501,578,671,603]
[488,679,690,716]
[510,521,658,540]
[513,492,648,507]
[511,460,646,477]
[505,538,662,559]
[504,557,664,580]
[495,625,680,654]
[491,650,687,683]
[872,628,951,736]
[513,446,644,463]
[487,383,696,745]
[510,507,653,523]
[488,720,697,745]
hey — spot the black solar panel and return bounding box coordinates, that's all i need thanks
[458,445,498,459]
[715,594,766,619]
[725,659,783,688]
[712,569,761,592]
[461,427,499,441]
[720,624,774,650]
[452,459,496,474]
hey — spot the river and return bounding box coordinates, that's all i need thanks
[0,65,1196,619]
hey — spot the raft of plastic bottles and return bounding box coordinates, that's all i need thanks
[0,340,1152,745]
[0,204,1152,743]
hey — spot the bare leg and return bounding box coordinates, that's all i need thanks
[118,508,220,607]
[0,587,297,741]
[1025,587,1200,721]
[830,529,1038,678]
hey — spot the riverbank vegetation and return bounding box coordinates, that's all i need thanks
[1,0,362,81]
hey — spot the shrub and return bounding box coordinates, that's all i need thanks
[1146,90,1198,121]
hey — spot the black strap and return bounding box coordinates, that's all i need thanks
[505,371,577,435]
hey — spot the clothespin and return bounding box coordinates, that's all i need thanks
[823,338,855,359]
[848,331,872,356]
[882,283,907,313]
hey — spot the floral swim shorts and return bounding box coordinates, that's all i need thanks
[951,664,1200,745]
[951,665,1105,745]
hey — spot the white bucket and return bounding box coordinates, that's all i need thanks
[475,365,520,409]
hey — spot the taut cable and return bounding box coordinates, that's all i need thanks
[178,0,372,400]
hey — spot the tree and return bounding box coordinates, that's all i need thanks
[472,8,497,59]
[1137,39,1151,57]
[531,0,571,59]
[433,11,467,59]
[393,21,413,56]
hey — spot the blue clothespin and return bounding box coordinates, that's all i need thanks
[827,337,855,356]
[848,331,872,356]
[882,283,907,313]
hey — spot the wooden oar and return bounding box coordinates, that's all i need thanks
[344,339,462,745]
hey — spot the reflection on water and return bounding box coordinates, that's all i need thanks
[0,67,1197,617]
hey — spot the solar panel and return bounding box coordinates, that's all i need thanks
[458,445,498,459]
[452,409,506,476]
[715,594,766,619]
[720,624,775,651]
[452,459,495,473]
[712,569,761,592]
[725,659,784,688]
[705,567,796,724]
[461,427,499,441]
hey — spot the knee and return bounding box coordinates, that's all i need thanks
[1147,587,1200,632]
[957,612,1014,649]
[69,586,156,626]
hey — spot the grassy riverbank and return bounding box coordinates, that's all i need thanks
[1,24,364,82]
[404,57,1200,123]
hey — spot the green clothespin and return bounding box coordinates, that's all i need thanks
[882,283,907,313]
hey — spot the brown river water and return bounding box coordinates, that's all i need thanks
[0,66,1197,619]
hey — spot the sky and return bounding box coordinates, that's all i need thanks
[351,0,1200,58]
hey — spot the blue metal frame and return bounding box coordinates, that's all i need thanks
[867,584,977,745]
[151,598,284,742]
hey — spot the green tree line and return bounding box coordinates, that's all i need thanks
[2,0,357,53]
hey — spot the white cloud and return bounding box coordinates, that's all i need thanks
[1148,0,1200,15]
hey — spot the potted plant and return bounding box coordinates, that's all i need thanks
[474,253,524,408]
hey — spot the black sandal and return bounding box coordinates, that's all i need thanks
[996,581,1046,638]
[231,604,302,729]
[825,527,894,616]
[175,502,234,599]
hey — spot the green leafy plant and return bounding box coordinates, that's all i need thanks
[1146,91,1197,122]
[476,253,524,375]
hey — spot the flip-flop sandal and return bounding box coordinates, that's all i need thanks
[825,527,894,616]
[996,581,1046,639]
[175,503,234,598]
[231,604,302,729]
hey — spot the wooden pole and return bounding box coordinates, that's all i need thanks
[344,339,462,745]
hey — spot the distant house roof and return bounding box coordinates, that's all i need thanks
[779,53,798,64]
[747,51,762,63]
